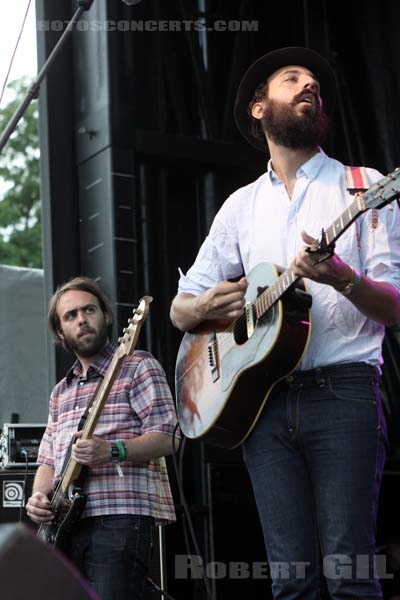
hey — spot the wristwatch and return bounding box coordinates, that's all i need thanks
[110,443,120,463]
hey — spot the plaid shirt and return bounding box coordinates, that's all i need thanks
[38,343,177,524]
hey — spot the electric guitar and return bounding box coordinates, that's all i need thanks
[175,168,400,449]
[37,295,152,550]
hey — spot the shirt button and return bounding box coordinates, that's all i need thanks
[75,406,80,410]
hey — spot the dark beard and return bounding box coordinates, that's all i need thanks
[261,94,329,149]
[63,320,109,358]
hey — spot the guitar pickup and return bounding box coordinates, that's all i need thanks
[208,332,220,382]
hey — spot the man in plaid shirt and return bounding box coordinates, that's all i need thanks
[26,276,178,600]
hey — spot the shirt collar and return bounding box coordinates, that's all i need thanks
[65,342,117,385]
[267,148,326,184]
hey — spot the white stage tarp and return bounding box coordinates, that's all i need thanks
[0,265,50,425]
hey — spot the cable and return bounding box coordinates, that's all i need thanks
[178,436,192,555]
[0,0,33,106]
[145,576,179,600]
[19,449,29,523]
[171,423,214,600]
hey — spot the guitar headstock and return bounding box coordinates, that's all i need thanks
[364,167,400,211]
[116,295,153,358]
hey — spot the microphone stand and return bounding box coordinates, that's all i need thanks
[0,0,95,153]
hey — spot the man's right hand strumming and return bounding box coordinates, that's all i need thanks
[170,277,248,331]
[26,491,54,524]
[26,464,55,523]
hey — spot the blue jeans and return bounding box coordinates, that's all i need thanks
[67,514,154,600]
[243,362,387,600]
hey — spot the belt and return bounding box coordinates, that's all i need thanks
[285,362,380,387]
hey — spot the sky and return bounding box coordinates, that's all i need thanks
[0,2,38,205]
[0,1,37,107]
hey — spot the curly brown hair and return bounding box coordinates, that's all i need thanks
[48,276,114,350]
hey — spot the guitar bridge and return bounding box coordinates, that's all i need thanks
[208,332,220,382]
[245,301,255,339]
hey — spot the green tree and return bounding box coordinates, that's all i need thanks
[0,77,42,268]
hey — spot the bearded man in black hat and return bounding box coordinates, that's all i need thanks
[170,47,400,599]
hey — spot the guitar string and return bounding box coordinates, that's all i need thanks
[206,268,294,357]
[38,395,108,539]
[176,277,289,382]
[37,358,119,537]
[176,203,356,381]
[185,195,361,381]
[211,196,364,360]
[178,184,399,382]
[201,184,396,379]
[37,479,64,538]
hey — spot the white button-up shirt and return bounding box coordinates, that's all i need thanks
[178,151,400,369]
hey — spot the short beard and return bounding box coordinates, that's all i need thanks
[63,320,109,359]
[260,94,329,149]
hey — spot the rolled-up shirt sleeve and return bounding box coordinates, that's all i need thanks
[361,201,400,293]
[130,356,179,438]
[37,410,55,470]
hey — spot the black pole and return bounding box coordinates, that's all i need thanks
[0,0,95,153]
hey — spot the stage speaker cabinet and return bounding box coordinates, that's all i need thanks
[0,423,46,468]
[0,469,36,525]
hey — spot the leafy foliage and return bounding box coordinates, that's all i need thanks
[0,77,41,268]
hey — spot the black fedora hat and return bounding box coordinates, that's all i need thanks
[234,46,337,152]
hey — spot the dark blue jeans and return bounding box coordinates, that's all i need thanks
[67,514,154,600]
[243,362,387,600]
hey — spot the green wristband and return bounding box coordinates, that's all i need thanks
[353,270,362,286]
[115,440,126,462]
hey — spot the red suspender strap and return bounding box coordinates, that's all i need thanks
[345,165,369,192]
[344,166,378,249]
